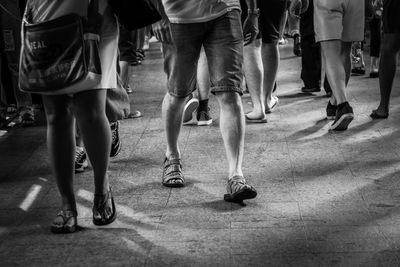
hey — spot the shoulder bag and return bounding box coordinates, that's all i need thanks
[19,0,102,95]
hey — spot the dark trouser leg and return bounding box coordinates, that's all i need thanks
[300,36,321,89]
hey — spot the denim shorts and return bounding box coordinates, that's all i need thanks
[314,0,365,42]
[163,10,244,98]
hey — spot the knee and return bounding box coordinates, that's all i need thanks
[165,93,188,107]
[77,108,106,125]
[46,106,74,127]
[217,92,242,111]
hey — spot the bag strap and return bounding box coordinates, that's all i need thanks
[85,0,101,34]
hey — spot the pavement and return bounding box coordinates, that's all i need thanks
[1,40,400,267]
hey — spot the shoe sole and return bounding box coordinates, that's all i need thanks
[50,224,77,234]
[75,160,88,173]
[224,188,257,203]
[326,115,336,120]
[183,99,199,123]
[302,89,321,93]
[197,119,212,126]
[330,114,354,131]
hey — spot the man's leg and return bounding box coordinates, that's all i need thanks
[258,0,287,112]
[321,40,354,130]
[373,33,400,116]
[300,36,322,92]
[215,92,245,178]
[262,42,280,111]
[163,93,186,160]
[243,39,265,121]
[320,40,352,105]
[196,48,212,125]
[204,10,257,201]
[160,21,203,187]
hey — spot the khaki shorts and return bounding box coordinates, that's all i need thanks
[314,0,365,42]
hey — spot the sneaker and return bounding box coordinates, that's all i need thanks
[110,121,121,157]
[19,106,35,126]
[326,101,337,120]
[75,147,88,173]
[182,97,199,125]
[125,85,133,94]
[197,108,212,126]
[330,102,354,131]
[301,86,321,93]
[224,176,257,203]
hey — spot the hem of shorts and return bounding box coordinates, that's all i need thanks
[211,86,243,96]
[316,37,364,43]
[167,91,193,98]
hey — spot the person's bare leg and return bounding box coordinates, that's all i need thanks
[215,92,244,178]
[320,40,352,105]
[374,33,400,115]
[73,90,110,195]
[42,95,76,212]
[197,49,211,101]
[261,43,280,109]
[244,39,265,119]
[163,93,186,160]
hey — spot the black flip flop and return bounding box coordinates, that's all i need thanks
[93,188,117,226]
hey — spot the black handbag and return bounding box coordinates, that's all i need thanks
[110,0,162,30]
[19,0,102,95]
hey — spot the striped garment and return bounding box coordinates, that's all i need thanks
[162,0,241,24]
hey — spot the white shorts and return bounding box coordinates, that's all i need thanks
[314,0,365,42]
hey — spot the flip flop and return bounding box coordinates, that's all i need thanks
[265,96,279,114]
[50,210,78,234]
[245,114,267,123]
[370,109,388,119]
[93,187,117,226]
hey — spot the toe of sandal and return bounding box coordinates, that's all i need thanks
[50,210,78,234]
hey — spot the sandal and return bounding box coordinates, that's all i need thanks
[245,114,267,124]
[92,187,117,226]
[370,109,388,119]
[162,158,185,187]
[50,210,78,234]
[265,96,279,114]
[224,176,257,203]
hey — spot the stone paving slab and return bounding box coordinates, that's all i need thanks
[1,42,400,266]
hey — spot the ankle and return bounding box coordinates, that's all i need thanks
[198,99,209,112]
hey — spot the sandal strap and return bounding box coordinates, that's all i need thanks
[94,188,113,211]
[227,176,250,194]
[162,158,184,183]
[56,210,77,222]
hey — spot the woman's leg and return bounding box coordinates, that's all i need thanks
[73,89,111,196]
[42,95,76,212]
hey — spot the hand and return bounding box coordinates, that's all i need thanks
[289,0,309,18]
[243,14,259,46]
[152,17,173,44]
